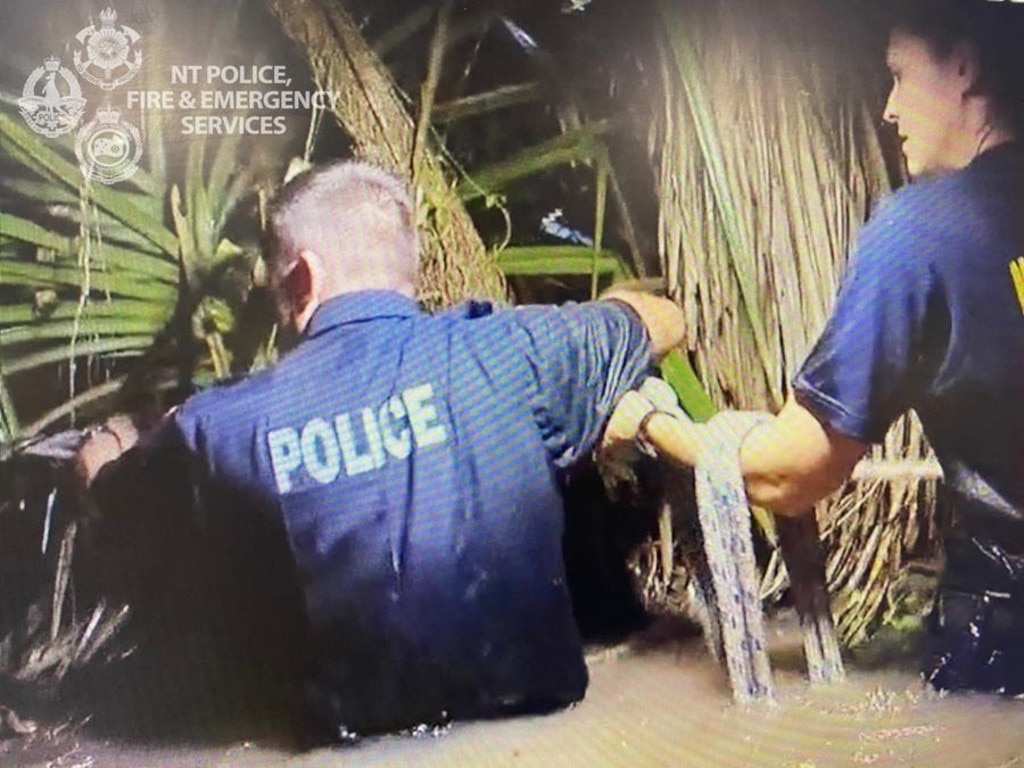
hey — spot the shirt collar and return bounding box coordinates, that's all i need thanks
[974,139,1021,167]
[304,291,420,338]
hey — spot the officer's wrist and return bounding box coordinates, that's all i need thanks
[635,409,668,457]
[85,422,125,453]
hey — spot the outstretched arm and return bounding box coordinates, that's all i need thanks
[73,411,172,490]
[599,289,685,359]
[603,394,867,516]
[738,398,865,515]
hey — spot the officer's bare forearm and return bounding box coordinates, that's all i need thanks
[599,289,684,358]
[738,401,866,516]
[74,414,148,489]
[639,399,866,517]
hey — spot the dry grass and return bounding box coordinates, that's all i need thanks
[653,0,938,644]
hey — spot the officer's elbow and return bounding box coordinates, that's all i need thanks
[743,474,820,518]
[648,301,685,357]
[602,290,684,358]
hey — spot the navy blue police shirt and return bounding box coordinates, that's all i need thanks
[156,290,652,734]
[794,143,1024,572]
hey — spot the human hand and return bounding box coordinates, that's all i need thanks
[72,414,139,490]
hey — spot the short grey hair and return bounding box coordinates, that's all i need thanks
[264,160,419,293]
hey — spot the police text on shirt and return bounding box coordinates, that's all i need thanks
[266,382,448,494]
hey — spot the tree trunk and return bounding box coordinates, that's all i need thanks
[266,0,506,307]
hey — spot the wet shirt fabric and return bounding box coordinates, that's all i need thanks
[793,142,1024,691]
[156,291,652,736]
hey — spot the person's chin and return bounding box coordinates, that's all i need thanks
[903,150,931,180]
[901,136,933,177]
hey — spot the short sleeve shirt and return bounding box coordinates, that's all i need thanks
[794,143,1024,534]
[161,291,652,733]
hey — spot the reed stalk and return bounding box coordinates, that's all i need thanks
[653,0,938,643]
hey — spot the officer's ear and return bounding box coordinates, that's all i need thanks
[285,249,325,333]
[951,39,982,99]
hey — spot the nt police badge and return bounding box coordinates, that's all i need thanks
[18,57,87,138]
[75,107,143,184]
[73,7,142,91]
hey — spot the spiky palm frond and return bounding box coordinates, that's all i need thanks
[0,42,260,445]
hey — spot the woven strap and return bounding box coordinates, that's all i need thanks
[693,411,776,704]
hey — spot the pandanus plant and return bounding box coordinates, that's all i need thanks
[0,4,270,453]
[653,0,939,644]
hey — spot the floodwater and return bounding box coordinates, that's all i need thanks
[6,614,1024,768]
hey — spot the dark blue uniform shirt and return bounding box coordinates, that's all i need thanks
[158,291,651,735]
[794,142,1024,586]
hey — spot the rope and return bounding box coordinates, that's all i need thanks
[638,377,845,702]
[694,411,777,703]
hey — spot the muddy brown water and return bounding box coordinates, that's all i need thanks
[5,613,1024,768]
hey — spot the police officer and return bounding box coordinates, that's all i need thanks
[76,160,684,739]
[604,0,1024,695]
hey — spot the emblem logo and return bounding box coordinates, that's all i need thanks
[75,107,143,184]
[73,7,142,91]
[1010,255,1024,316]
[17,56,87,138]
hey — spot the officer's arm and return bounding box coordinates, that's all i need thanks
[638,396,867,516]
[599,289,685,358]
[74,411,171,490]
[739,398,866,515]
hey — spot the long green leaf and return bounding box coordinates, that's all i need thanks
[207,129,247,230]
[0,106,165,207]
[1,261,178,301]
[0,245,178,284]
[0,185,178,257]
[1,178,79,206]
[433,82,542,123]
[0,299,169,326]
[1,336,151,376]
[659,350,717,423]
[186,128,211,262]
[459,121,610,201]
[497,245,627,278]
[0,214,71,251]
[0,216,179,283]
[0,375,20,444]
[1,316,164,345]
[0,112,179,255]
[89,243,180,283]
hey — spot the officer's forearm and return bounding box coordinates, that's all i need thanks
[640,399,865,517]
[738,401,866,517]
[600,289,684,358]
[74,414,143,489]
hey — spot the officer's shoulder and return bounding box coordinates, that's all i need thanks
[438,299,612,336]
[435,299,498,320]
[882,170,976,225]
[179,369,269,419]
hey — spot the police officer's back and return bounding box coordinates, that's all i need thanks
[77,161,685,740]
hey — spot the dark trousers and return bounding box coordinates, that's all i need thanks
[924,587,1024,695]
